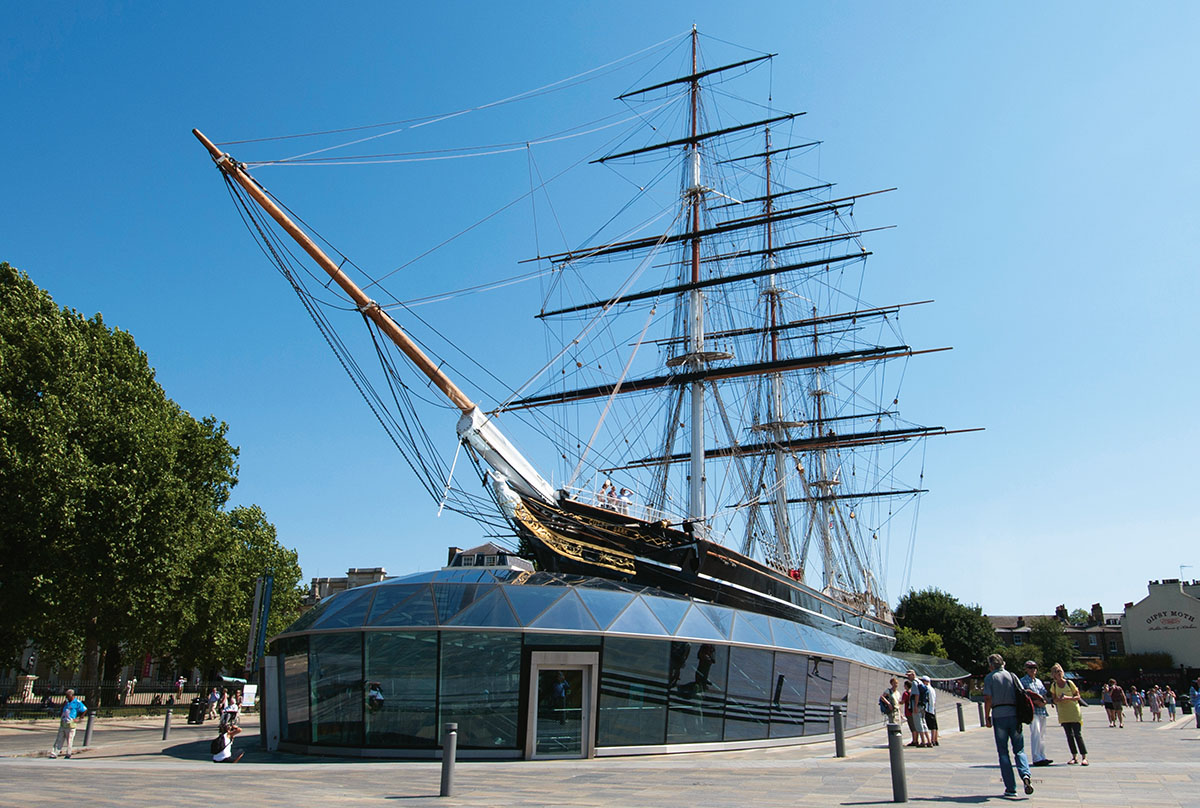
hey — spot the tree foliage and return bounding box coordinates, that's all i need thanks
[893,626,949,658]
[1068,608,1090,625]
[0,262,302,682]
[894,587,998,675]
[1027,617,1076,670]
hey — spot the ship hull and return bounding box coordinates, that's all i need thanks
[511,494,896,652]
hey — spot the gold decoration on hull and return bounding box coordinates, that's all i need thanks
[513,503,636,574]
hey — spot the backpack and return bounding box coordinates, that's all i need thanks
[1011,673,1035,724]
[210,734,227,755]
[879,692,891,715]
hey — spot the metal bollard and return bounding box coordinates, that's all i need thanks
[956,702,965,732]
[977,701,986,727]
[886,722,908,803]
[162,709,173,741]
[439,722,458,797]
[833,707,846,758]
[83,712,95,747]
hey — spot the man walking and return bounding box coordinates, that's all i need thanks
[48,689,88,759]
[1020,661,1052,766]
[984,654,1033,798]
[920,675,939,746]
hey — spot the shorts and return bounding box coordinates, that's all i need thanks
[924,712,938,731]
[906,713,917,732]
[914,711,927,732]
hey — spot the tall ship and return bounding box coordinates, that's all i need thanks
[194,29,971,652]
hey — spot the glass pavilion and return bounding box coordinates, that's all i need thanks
[267,567,946,759]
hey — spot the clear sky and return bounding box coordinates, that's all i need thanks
[4,2,1198,618]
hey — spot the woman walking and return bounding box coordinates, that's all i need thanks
[1148,685,1162,721]
[1049,664,1088,766]
[1165,687,1177,721]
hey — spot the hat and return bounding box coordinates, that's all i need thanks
[920,675,931,683]
[1024,660,1038,668]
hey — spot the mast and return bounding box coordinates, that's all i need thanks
[686,26,707,531]
[192,128,557,505]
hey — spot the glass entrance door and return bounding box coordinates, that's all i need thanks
[526,651,597,759]
[534,668,585,756]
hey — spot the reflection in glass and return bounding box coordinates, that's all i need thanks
[535,669,584,756]
[365,632,438,747]
[805,656,834,735]
[309,633,363,745]
[725,646,773,741]
[440,632,521,749]
[666,641,726,743]
[279,637,310,743]
[770,652,809,738]
[598,638,669,746]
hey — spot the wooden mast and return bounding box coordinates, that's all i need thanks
[192,129,475,415]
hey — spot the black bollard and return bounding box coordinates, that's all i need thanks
[439,722,458,797]
[956,702,965,732]
[833,707,846,758]
[977,701,985,727]
[83,712,95,747]
[886,722,908,803]
[162,709,173,741]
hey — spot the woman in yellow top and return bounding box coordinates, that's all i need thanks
[1048,663,1088,766]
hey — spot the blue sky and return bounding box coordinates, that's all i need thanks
[4,2,1198,617]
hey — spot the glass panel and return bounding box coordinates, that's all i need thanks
[666,641,726,743]
[434,583,492,624]
[502,585,559,625]
[529,589,600,631]
[597,637,669,746]
[310,588,376,630]
[535,668,584,756]
[675,605,726,642]
[369,585,439,627]
[832,659,851,723]
[279,637,309,743]
[695,604,734,639]
[443,589,521,628]
[286,601,328,633]
[439,631,521,749]
[769,651,809,738]
[522,632,602,648]
[364,632,438,747]
[606,596,669,636]
[724,646,773,741]
[577,588,635,629]
[805,656,834,735]
[644,595,689,634]
[309,633,363,746]
[768,617,806,651]
[731,612,771,646]
[364,584,424,625]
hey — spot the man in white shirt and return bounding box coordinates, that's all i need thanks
[1019,661,1053,766]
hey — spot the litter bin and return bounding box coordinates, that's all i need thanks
[1181,694,1192,715]
[187,697,206,724]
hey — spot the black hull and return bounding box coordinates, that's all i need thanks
[511,495,895,653]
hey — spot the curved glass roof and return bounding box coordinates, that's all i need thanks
[277,568,962,678]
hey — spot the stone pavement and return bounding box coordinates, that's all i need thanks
[0,706,1196,807]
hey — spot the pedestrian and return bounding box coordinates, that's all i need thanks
[1189,679,1200,729]
[1101,682,1114,726]
[880,677,901,725]
[1165,686,1177,721]
[904,669,930,747]
[901,680,918,745]
[48,689,88,759]
[211,723,244,763]
[1048,663,1088,766]
[1107,679,1126,728]
[1020,661,1052,766]
[983,653,1034,797]
[921,675,939,746]
[1148,685,1162,721]
[220,691,241,730]
[175,675,185,700]
[206,687,220,720]
[1129,686,1144,721]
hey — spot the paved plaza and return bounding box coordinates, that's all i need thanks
[1,705,1196,807]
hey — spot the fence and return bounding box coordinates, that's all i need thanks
[0,679,248,721]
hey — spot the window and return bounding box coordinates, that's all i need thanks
[1072,641,1080,650]
[1108,640,1118,654]
[1089,635,1098,646]
[1013,636,1024,646]
[460,554,475,566]
[484,555,499,566]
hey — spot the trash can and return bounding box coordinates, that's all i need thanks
[187,697,206,724]
[1181,694,1192,715]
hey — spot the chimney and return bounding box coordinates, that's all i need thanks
[447,546,462,566]
[1055,604,1068,621]
[1016,616,1025,628]
[1090,603,1103,625]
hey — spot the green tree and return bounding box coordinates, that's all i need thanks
[995,643,1041,672]
[893,626,949,658]
[0,262,302,687]
[1067,608,1090,625]
[1027,617,1076,671]
[894,587,999,675]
